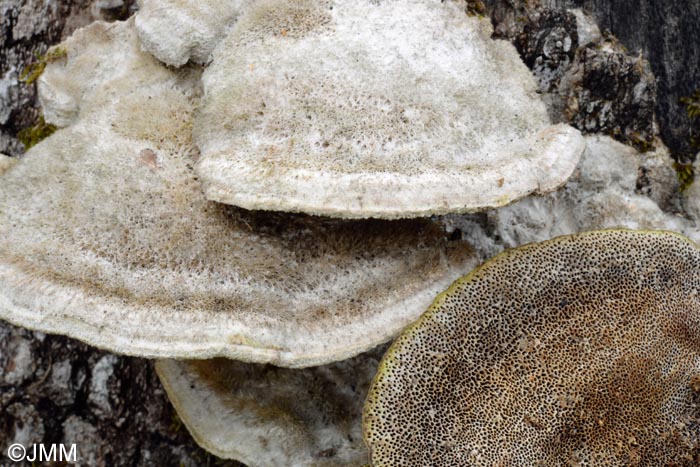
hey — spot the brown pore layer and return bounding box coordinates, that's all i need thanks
[364,230,700,466]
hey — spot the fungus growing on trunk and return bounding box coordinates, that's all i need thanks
[193,0,585,219]
[364,230,700,466]
[134,0,251,67]
[37,19,176,128]
[0,20,476,367]
[156,346,385,466]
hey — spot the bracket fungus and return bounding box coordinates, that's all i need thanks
[36,19,177,129]
[156,346,386,466]
[193,0,585,219]
[134,0,251,67]
[0,20,477,367]
[364,230,700,466]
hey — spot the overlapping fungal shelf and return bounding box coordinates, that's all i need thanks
[2,2,696,466]
[193,0,585,218]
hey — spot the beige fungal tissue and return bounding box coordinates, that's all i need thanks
[37,18,176,128]
[156,346,387,466]
[0,154,16,175]
[0,19,477,368]
[454,134,698,256]
[135,0,252,67]
[194,0,585,219]
[365,230,700,466]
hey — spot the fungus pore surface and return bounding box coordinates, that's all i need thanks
[194,0,584,219]
[37,18,177,128]
[134,0,251,67]
[364,230,700,466]
[156,346,386,466]
[0,19,476,367]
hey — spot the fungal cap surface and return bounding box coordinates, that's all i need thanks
[0,20,477,368]
[0,154,16,175]
[134,0,251,66]
[37,18,173,127]
[156,347,385,466]
[364,229,700,466]
[194,0,584,219]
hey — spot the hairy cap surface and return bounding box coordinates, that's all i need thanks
[364,230,700,465]
[194,0,584,219]
[0,20,476,367]
[37,17,175,128]
[135,0,251,66]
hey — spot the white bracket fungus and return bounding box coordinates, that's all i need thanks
[364,230,700,466]
[463,135,699,253]
[37,19,176,128]
[156,346,385,466]
[134,0,251,67]
[0,20,477,367]
[194,0,585,219]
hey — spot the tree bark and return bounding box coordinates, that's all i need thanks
[502,0,700,158]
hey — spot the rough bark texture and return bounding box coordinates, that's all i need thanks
[486,0,700,159]
[473,0,681,206]
[551,0,700,159]
[1,322,241,466]
[486,1,658,152]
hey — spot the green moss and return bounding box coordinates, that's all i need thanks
[465,0,487,17]
[681,90,700,120]
[681,89,700,150]
[20,47,67,85]
[673,89,700,191]
[626,131,654,153]
[18,116,57,150]
[674,160,695,192]
[169,411,183,433]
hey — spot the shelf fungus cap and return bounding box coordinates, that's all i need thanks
[194,0,585,219]
[0,20,476,367]
[364,230,700,466]
[156,347,385,466]
[134,0,251,67]
[37,17,174,128]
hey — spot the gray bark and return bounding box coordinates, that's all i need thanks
[487,4,659,152]
[520,0,700,158]
[1,321,243,466]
